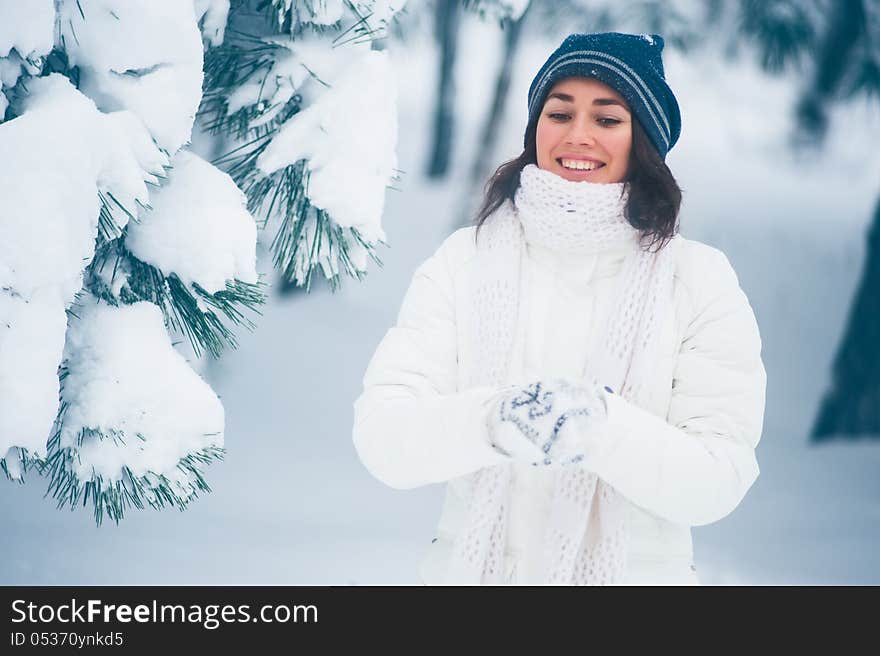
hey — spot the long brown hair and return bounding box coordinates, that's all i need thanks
[474,112,682,252]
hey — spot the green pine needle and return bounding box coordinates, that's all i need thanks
[197,5,390,291]
[0,447,44,484]
[96,191,125,243]
[43,416,225,526]
[85,235,267,359]
[201,32,301,142]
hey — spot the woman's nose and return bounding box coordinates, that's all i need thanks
[565,118,597,146]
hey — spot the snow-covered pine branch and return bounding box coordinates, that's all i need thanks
[0,0,263,524]
[200,0,405,289]
[46,297,226,526]
[1,0,407,524]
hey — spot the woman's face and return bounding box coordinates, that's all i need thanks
[535,77,632,184]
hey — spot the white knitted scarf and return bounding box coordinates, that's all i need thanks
[446,163,678,584]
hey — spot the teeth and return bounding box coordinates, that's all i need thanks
[560,158,601,171]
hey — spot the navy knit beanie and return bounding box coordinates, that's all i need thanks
[526,32,681,159]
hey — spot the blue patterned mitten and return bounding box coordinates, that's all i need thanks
[487,378,609,467]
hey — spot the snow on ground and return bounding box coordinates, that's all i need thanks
[2,13,879,585]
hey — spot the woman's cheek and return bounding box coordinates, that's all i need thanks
[610,130,632,155]
[536,126,558,167]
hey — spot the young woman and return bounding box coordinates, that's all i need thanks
[353,32,766,585]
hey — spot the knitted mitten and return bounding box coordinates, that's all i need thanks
[487,378,609,467]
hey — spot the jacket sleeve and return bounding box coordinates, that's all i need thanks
[582,245,767,527]
[352,236,509,490]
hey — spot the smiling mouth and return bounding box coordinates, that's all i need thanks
[557,157,606,173]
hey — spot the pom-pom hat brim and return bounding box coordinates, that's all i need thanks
[526,33,681,159]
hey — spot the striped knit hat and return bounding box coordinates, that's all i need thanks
[526,32,681,158]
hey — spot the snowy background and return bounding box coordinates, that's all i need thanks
[2,10,880,585]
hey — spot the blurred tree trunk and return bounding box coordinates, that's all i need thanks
[468,3,531,185]
[794,0,865,142]
[426,0,462,178]
[801,0,879,439]
[455,4,531,228]
[812,196,880,440]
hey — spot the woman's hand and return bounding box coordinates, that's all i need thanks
[486,378,609,467]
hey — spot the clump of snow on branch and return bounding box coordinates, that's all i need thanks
[56,0,205,153]
[364,0,410,27]
[126,150,258,294]
[498,0,530,21]
[17,75,169,241]
[0,0,55,117]
[220,27,393,129]
[223,30,356,130]
[204,1,404,286]
[0,74,167,477]
[57,299,224,496]
[257,49,397,245]
[0,0,54,60]
[0,290,67,479]
[194,0,231,47]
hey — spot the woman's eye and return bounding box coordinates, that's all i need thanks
[547,113,621,126]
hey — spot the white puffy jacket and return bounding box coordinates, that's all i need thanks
[353,225,766,585]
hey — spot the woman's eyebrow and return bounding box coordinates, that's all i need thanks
[547,92,575,102]
[593,98,628,109]
[546,93,629,110]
